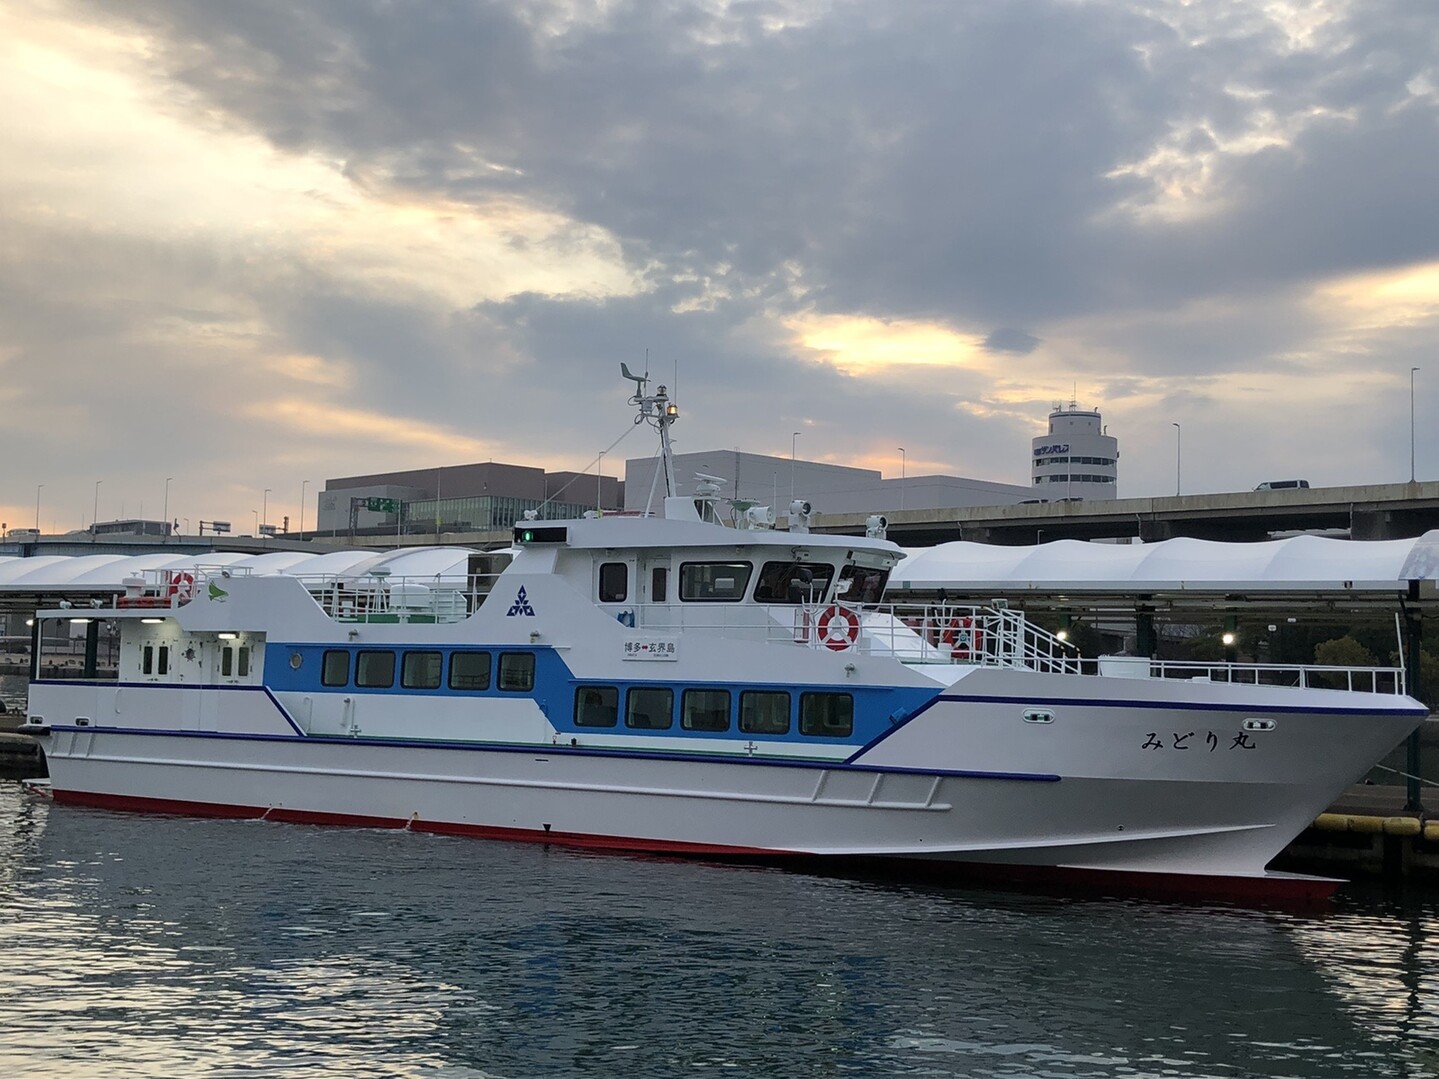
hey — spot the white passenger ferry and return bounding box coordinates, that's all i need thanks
[22,373,1427,900]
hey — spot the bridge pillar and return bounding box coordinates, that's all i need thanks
[1351,508,1390,541]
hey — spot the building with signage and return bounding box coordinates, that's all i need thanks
[625,450,1031,516]
[1030,402,1119,501]
[316,462,624,537]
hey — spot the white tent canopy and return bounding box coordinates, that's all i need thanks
[890,532,1439,594]
[0,547,481,593]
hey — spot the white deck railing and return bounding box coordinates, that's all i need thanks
[105,573,1409,694]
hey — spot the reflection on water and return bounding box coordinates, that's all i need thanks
[3,779,1439,1077]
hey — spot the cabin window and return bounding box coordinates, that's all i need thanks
[682,688,730,732]
[599,562,629,603]
[498,652,535,692]
[800,692,854,738]
[449,651,492,691]
[574,685,619,727]
[679,562,753,602]
[322,650,350,687]
[626,686,673,729]
[221,647,234,677]
[753,561,835,604]
[835,564,889,605]
[651,567,668,603]
[238,647,251,677]
[356,650,395,689]
[142,644,154,675]
[157,646,170,676]
[402,651,443,690]
[740,691,791,735]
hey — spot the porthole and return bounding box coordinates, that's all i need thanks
[290,652,303,669]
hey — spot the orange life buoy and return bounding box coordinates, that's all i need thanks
[167,570,195,600]
[816,604,860,651]
[941,616,982,660]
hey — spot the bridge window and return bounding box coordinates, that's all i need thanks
[498,652,535,692]
[402,650,443,690]
[626,686,673,729]
[740,691,791,734]
[322,649,350,687]
[679,562,752,602]
[599,562,629,603]
[837,564,889,605]
[575,685,619,727]
[449,651,491,690]
[800,692,853,738]
[754,561,834,604]
[682,688,731,731]
[356,650,395,689]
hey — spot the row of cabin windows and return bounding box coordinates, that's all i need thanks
[140,644,250,677]
[598,560,882,606]
[320,649,536,693]
[573,686,854,738]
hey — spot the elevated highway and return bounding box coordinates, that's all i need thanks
[815,481,1439,547]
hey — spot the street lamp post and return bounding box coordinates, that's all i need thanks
[1411,367,1420,483]
[1171,423,1182,496]
[262,488,271,534]
[790,431,801,505]
[252,509,259,534]
[300,480,309,535]
[597,451,605,513]
[899,447,906,512]
[92,480,102,534]
[162,477,172,539]
[34,484,42,532]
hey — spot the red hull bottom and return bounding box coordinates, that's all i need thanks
[51,787,1341,905]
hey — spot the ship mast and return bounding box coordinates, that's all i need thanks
[622,363,681,516]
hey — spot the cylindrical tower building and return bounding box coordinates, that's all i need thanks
[1030,402,1118,500]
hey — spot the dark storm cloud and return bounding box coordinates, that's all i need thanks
[84,1,1437,337]
[984,329,1041,356]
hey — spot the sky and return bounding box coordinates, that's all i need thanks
[3,0,1438,535]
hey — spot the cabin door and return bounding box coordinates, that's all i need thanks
[639,557,672,630]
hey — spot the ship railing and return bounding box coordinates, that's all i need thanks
[291,572,506,624]
[1092,657,1408,695]
[846,602,1083,673]
[113,565,253,609]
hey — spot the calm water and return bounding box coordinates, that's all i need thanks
[3,782,1439,1077]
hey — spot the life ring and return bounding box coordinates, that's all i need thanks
[941,616,982,660]
[167,570,196,600]
[816,604,860,651]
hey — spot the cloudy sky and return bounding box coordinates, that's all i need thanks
[3,0,1437,534]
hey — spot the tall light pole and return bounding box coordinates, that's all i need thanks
[1411,367,1420,483]
[790,431,801,505]
[34,484,42,532]
[1171,423,1181,496]
[252,509,259,534]
[300,480,310,535]
[597,451,605,513]
[262,488,271,535]
[92,480,102,533]
[162,477,173,538]
[898,447,906,512]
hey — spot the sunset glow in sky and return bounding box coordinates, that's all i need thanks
[2,0,1437,532]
